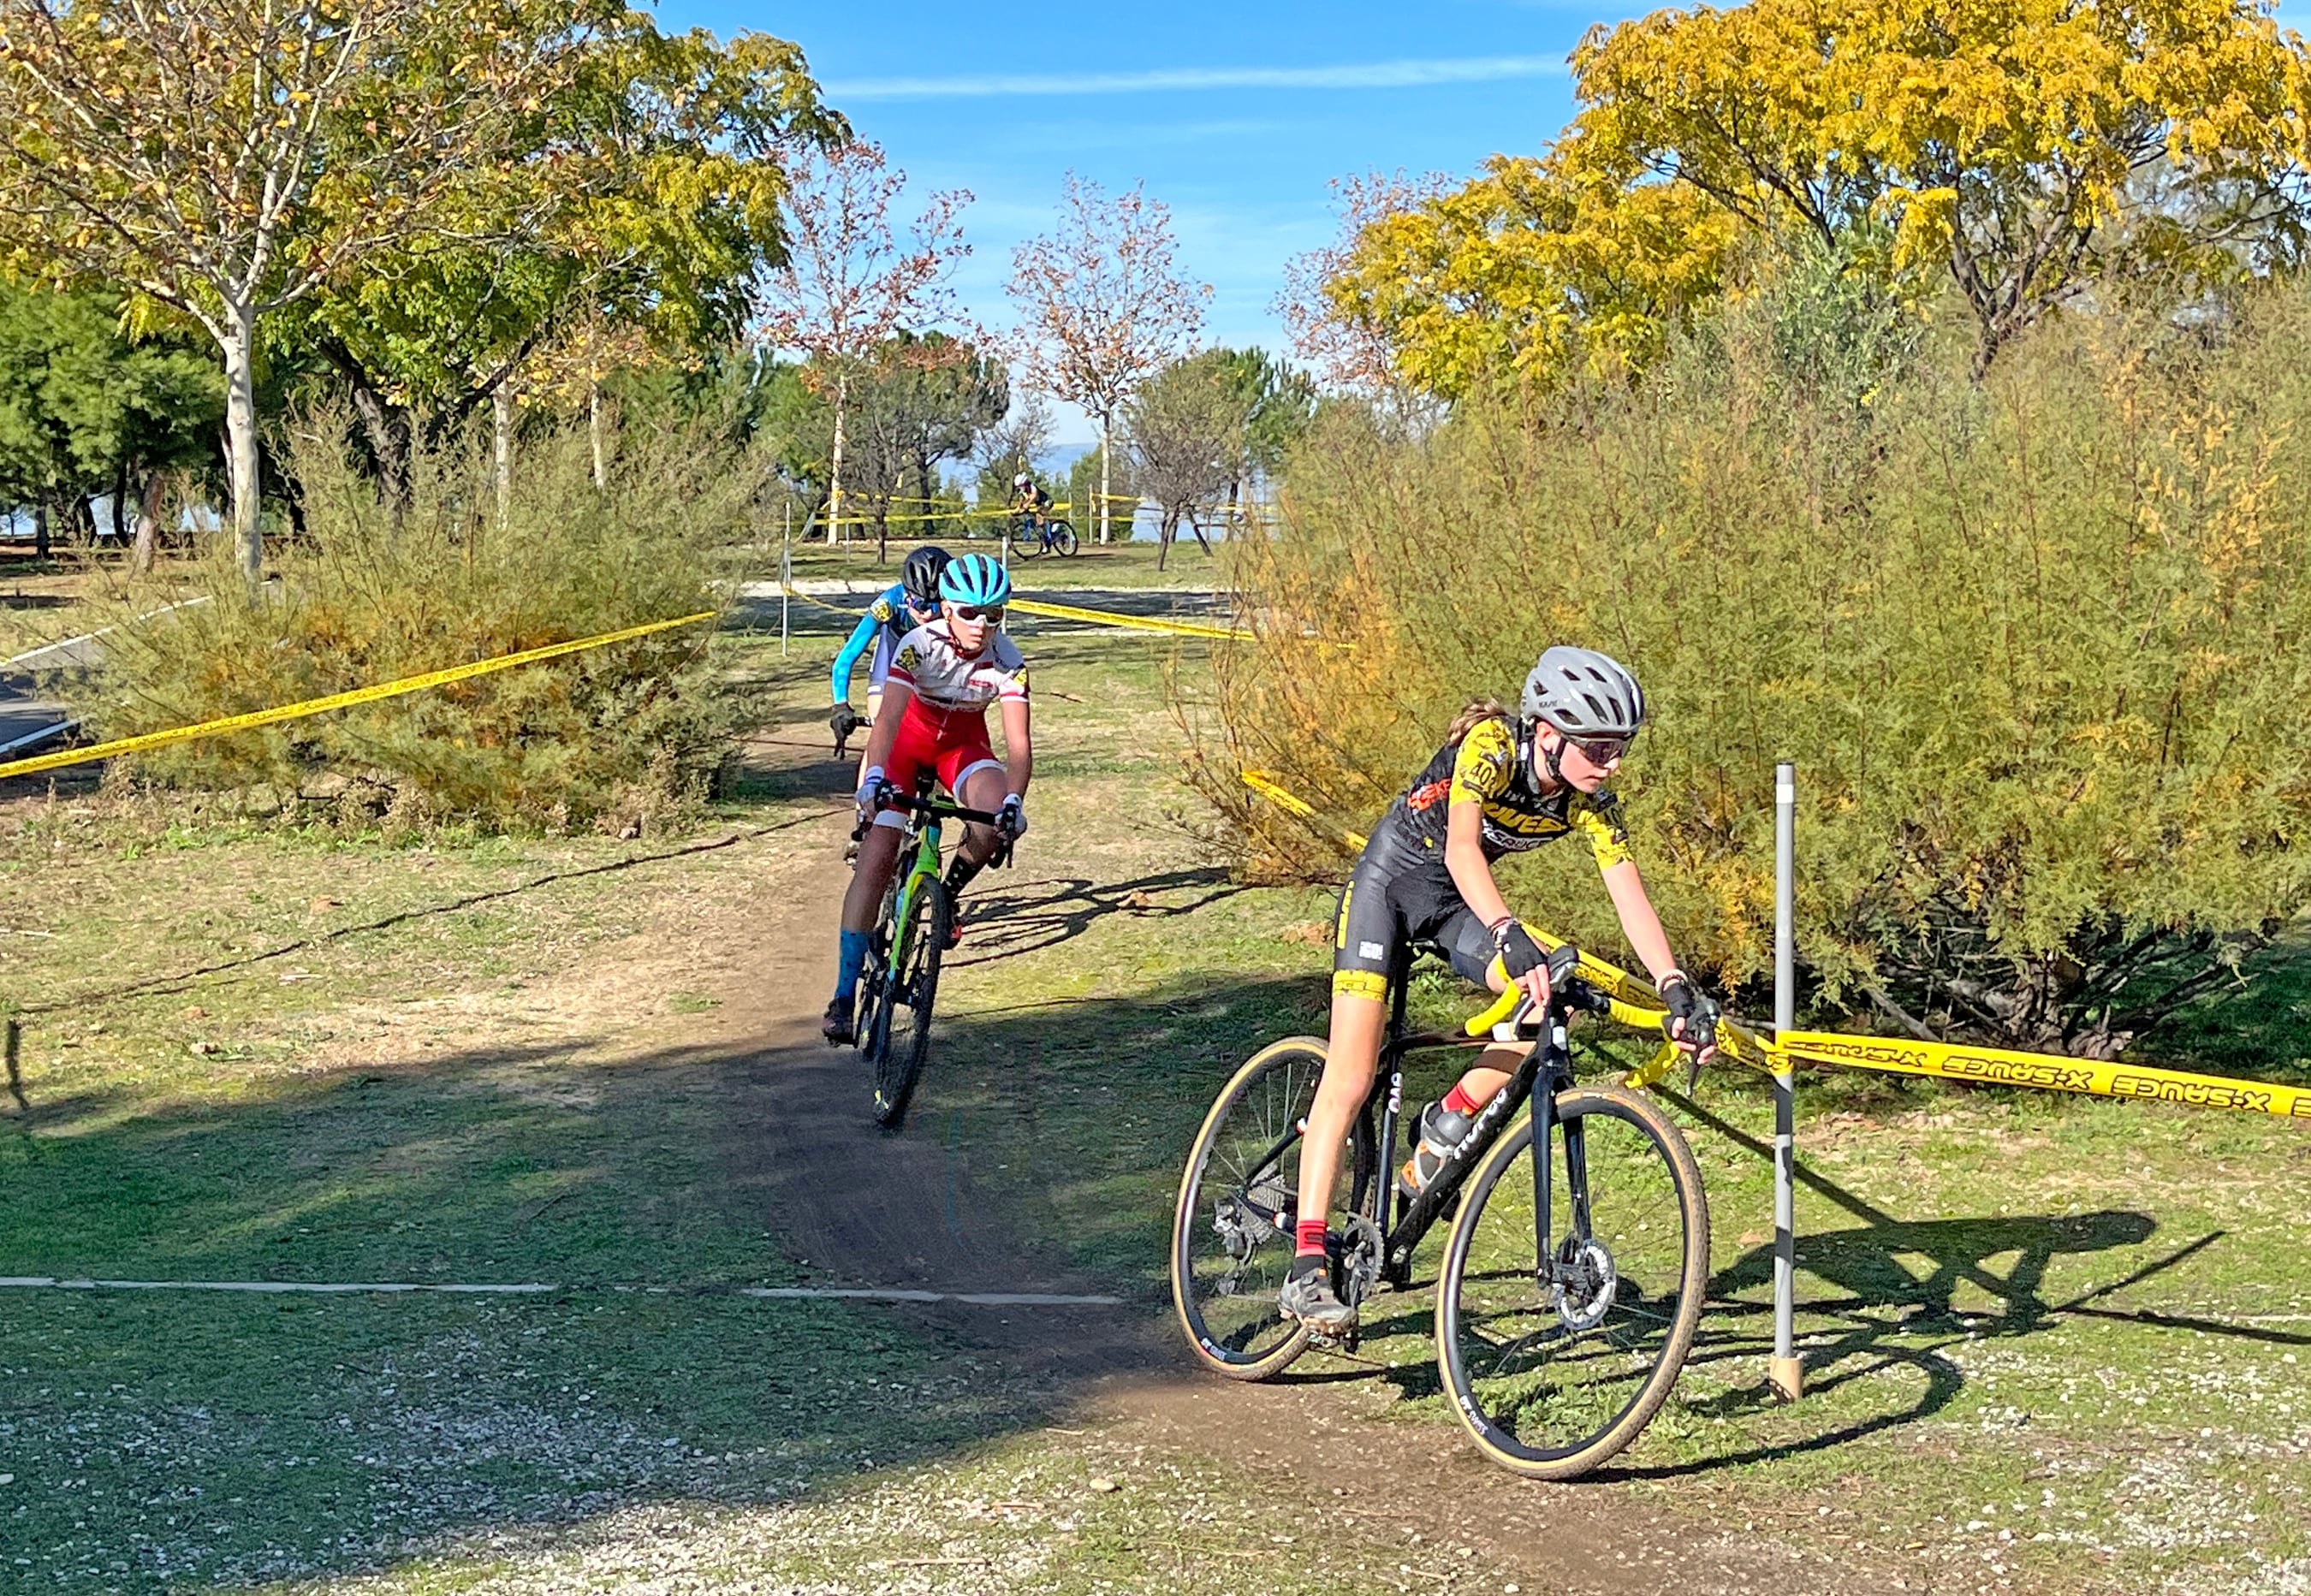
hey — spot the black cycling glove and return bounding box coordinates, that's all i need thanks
[1493,918,1547,980]
[1659,971,1720,1053]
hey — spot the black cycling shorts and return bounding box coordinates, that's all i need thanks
[1330,846,1495,1003]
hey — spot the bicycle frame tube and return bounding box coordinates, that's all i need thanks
[1383,1040,1543,1280]
[885,816,944,976]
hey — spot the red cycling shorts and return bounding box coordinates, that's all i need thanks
[879,700,1002,828]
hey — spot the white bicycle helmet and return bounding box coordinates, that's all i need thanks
[1521,646,1645,739]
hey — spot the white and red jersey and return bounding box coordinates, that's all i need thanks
[887,620,1030,723]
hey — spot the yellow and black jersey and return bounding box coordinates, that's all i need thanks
[1374,715,1631,874]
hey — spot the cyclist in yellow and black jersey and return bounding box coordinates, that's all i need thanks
[1281,645,1720,1335]
[1344,712,1631,958]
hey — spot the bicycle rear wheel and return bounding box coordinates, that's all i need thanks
[869,875,951,1130]
[1435,1085,1708,1479]
[1171,1038,1374,1379]
[1049,519,1078,555]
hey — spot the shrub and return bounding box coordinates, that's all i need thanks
[1195,284,2311,1057]
[92,409,752,832]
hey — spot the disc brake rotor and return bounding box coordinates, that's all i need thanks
[1554,1237,1619,1332]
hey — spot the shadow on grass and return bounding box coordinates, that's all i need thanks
[3,937,2290,1584]
[948,866,1249,969]
[0,960,1337,1590]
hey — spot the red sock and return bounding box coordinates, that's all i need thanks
[1444,1082,1483,1117]
[1295,1219,1328,1256]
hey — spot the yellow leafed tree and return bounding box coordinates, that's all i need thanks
[1300,0,2311,394]
[1291,152,1736,400]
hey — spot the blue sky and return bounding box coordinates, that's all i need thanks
[658,2,1609,442]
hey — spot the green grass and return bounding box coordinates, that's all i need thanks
[7,609,2311,1592]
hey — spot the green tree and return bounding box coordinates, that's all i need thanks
[847,332,1007,556]
[0,280,220,561]
[282,19,841,507]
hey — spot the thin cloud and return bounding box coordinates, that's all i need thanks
[829,56,1568,102]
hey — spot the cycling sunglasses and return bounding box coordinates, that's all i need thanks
[950,603,1006,624]
[1563,733,1633,764]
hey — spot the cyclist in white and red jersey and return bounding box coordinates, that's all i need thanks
[823,553,1032,1044]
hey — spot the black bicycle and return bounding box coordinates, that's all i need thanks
[846,770,1011,1129]
[1012,515,1078,558]
[1169,941,1709,1480]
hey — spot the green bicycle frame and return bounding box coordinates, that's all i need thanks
[881,815,946,979]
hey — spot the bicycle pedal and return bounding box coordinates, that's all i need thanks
[1308,1326,1362,1353]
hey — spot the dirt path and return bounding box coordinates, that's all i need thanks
[698,776,1920,1593]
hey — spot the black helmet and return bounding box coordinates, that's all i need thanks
[902,545,953,609]
[1521,646,1645,739]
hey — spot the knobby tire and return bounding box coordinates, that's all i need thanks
[1171,1037,1374,1380]
[870,875,951,1130]
[1434,1084,1708,1480]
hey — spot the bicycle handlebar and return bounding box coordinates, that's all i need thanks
[848,785,1019,869]
[1462,969,1683,1041]
[871,789,1004,828]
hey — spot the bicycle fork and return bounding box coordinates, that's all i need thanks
[1530,1019,1593,1304]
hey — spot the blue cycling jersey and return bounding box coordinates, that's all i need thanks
[830,584,930,703]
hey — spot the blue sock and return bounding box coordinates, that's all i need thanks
[835,929,870,1001]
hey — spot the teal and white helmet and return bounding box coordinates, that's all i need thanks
[939,552,1012,608]
[1521,646,1645,739]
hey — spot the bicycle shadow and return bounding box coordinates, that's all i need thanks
[946,867,1250,968]
[1589,1088,2300,1480]
[1278,1084,2291,1480]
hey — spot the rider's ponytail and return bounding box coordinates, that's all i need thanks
[1445,697,1512,746]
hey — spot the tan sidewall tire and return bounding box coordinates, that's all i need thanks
[1435,1084,1709,1480]
[1170,1036,1328,1380]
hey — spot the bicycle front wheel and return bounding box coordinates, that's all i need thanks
[1170,1037,1374,1379]
[1435,1085,1708,1479]
[1049,519,1078,555]
[870,875,951,1130]
[1013,529,1046,560]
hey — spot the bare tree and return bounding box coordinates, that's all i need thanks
[0,0,603,584]
[758,140,970,544]
[976,391,1054,489]
[1007,173,1207,545]
[1126,353,1241,572]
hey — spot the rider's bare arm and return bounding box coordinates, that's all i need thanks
[858,682,913,774]
[999,697,1033,799]
[1601,857,1719,1060]
[1442,800,1512,930]
[1600,858,1677,983]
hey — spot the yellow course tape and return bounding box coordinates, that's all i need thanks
[0,610,718,783]
[1007,596,1250,640]
[1773,1030,2311,1120]
[1237,768,2302,1118]
[780,584,1250,642]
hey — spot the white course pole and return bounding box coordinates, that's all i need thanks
[780,502,791,658]
[1771,760,1803,1400]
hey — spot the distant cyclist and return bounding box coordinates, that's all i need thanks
[1280,646,1720,1335]
[1012,472,1053,544]
[829,545,951,776]
[823,553,1033,1044]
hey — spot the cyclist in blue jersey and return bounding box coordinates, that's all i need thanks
[829,545,951,774]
